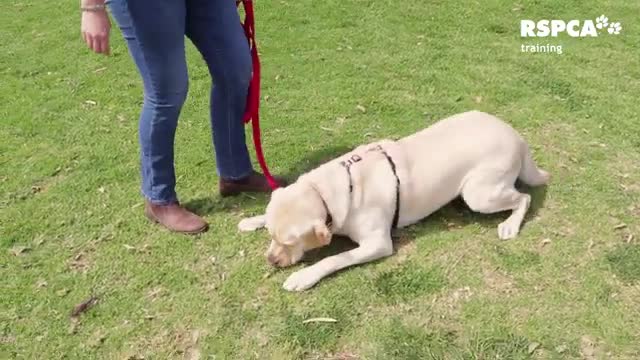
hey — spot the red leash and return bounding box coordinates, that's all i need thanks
[236,0,280,190]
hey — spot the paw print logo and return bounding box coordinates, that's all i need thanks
[608,22,622,35]
[595,15,609,29]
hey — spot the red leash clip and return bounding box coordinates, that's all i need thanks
[236,0,280,190]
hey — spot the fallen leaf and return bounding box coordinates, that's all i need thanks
[626,234,634,243]
[31,185,41,193]
[33,235,46,246]
[88,330,107,348]
[9,245,31,256]
[209,256,217,265]
[356,105,366,113]
[36,280,48,288]
[541,238,552,247]
[123,244,136,251]
[68,317,79,335]
[528,342,540,354]
[56,288,70,297]
[97,186,106,194]
[70,295,98,318]
[84,100,97,105]
[614,223,627,230]
[555,345,568,353]
[125,354,145,360]
[332,352,359,360]
[184,348,201,360]
[146,287,163,301]
[191,330,201,344]
[302,317,337,324]
[238,250,246,258]
[580,335,597,359]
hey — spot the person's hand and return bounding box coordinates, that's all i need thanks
[81,8,111,55]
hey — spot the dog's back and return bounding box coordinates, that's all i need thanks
[394,111,535,226]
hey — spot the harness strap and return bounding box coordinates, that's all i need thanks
[339,145,401,229]
[236,0,279,190]
[379,150,401,229]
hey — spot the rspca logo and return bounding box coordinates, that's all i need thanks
[521,15,622,37]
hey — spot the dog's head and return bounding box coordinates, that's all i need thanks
[264,183,332,267]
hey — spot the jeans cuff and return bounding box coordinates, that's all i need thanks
[218,167,254,181]
[142,191,178,205]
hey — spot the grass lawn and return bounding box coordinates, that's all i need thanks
[2,0,640,358]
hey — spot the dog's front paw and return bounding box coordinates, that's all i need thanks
[498,219,520,240]
[238,215,266,232]
[283,268,321,292]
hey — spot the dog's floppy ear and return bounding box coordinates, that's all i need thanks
[313,221,332,246]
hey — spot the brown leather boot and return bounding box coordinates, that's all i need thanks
[144,201,208,234]
[219,170,288,197]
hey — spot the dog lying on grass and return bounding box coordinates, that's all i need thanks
[239,111,550,291]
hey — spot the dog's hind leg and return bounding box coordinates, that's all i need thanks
[461,170,531,240]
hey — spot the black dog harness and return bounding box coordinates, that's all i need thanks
[338,144,401,229]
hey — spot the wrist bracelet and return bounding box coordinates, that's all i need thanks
[81,4,106,12]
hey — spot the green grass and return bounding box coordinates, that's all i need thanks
[2,0,640,358]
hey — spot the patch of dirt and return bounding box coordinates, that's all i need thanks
[304,350,360,360]
[430,286,474,315]
[614,283,640,314]
[68,251,92,273]
[120,326,205,359]
[482,267,516,295]
[246,327,270,348]
[0,335,16,344]
[391,233,416,264]
[579,335,602,360]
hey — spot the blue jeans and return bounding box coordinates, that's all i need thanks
[107,0,254,204]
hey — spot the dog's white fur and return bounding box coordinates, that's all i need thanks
[239,111,550,291]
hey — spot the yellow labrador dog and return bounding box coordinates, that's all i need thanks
[239,111,550,291]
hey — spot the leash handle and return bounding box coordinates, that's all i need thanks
[237,0,280,190]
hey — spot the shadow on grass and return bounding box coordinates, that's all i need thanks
[183,145,353,216]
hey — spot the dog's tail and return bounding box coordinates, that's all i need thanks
[518,144,550,186]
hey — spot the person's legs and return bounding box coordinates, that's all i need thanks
[107,0,187,204]
[108,0,207,233]
[185,0,289,195]
[185,0,254,180]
